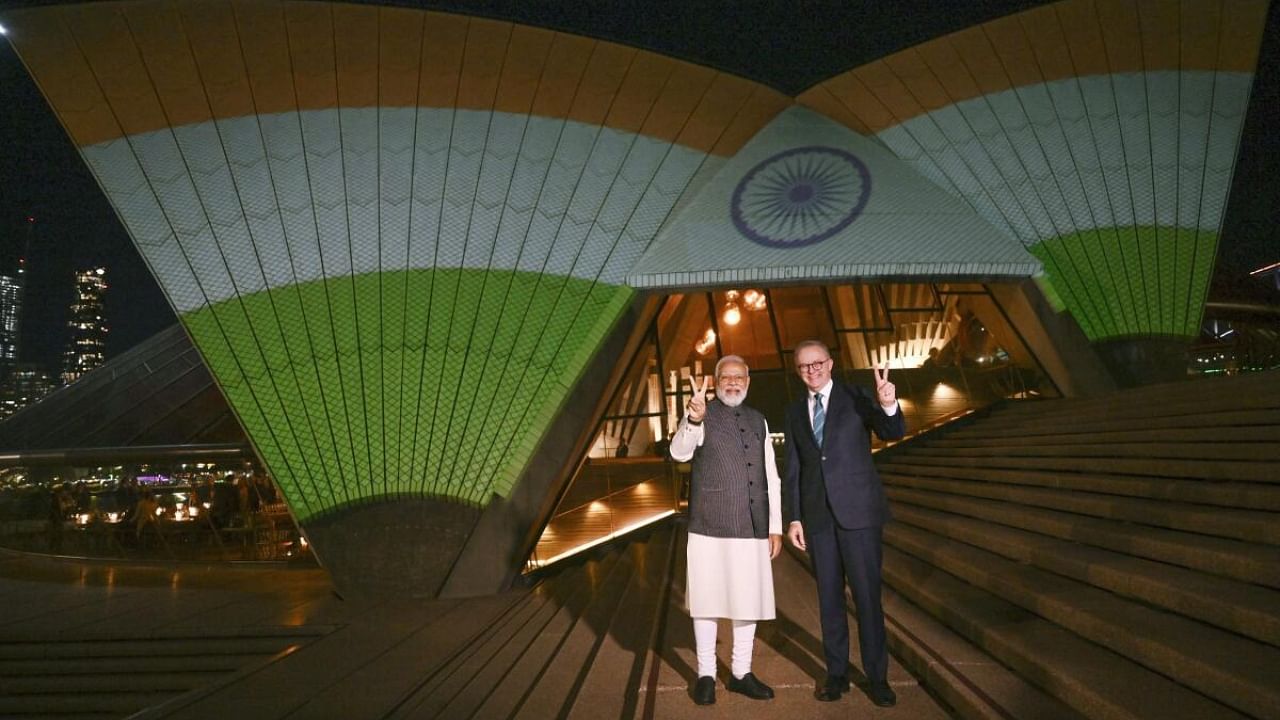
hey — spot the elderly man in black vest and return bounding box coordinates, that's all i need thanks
[669,355,783,706]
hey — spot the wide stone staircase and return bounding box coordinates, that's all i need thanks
[0,527,678,720]
[877,370,1280,720]
[341,523,675,720]
[0,629,326,719]
[7,371,1277,719]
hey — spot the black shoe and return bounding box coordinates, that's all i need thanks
[727,672,774,700]
[816,674,850,702]
[868,682,897,707]
[693,676,716,705]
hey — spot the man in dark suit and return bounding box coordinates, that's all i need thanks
[783,339,905,707]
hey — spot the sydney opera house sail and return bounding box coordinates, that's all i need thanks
[801,0,1266,340]
[2,2,789,519]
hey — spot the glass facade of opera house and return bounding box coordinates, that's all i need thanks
[530,281,1056,566]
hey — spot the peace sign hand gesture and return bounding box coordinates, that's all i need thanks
[874,363,897,410]
[686,375,709,423]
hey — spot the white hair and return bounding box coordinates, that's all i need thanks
[715,355,749,378]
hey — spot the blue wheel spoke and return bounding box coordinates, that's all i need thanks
[732,146,871,248]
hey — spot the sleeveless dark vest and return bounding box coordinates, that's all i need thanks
[687,400,769,539]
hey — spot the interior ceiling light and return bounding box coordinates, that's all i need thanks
[742,289,767,311]
[723,302,741,326]
[694,327,716,355]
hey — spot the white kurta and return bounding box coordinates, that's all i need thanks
[671,414,783,620]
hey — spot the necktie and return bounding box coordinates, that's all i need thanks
[812,393,825,446]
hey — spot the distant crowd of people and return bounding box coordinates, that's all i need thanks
[35,473,281,552]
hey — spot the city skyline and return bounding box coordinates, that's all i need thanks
[0,227,165,379]
[0,259,110,416]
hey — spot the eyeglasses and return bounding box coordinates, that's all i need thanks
[718,374,748,385]
[796,359,830,374]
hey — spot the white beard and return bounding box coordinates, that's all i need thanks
[718,389,747,407]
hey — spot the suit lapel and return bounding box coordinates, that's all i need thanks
[796,395,821,450]
[824,381,848,438]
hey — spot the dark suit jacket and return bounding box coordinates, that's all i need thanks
[783,380,906,531]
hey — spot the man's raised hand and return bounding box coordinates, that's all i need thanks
[686,374,709,422]
[874,363,896,409]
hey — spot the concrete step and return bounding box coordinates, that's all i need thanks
[0,707,119,712]
[1,670,221,694]
[982,395,1280,425]
[885,485,1280,589]
[473,584,601,717]
[979,372,1280,422]
[563,520,675,717]
[471,538,643,720]
[385,546,635,719]
[394,552,621,719]
[885,522,1280,719]
[891,502,1280,646]
[0,635,298,659]
[881,582,1087,720]
[886,453,1276,484]
[906,441,1273,462]
[774,534,1085,720]
[0,653,257,675]
[440,548,634,717]
[0,690,180,717]
[0,632,308,719]
[932,425,1280,447]
[952,407,1280,439]
[250,594,523,720]
[883,473,1280,544]
[878,461,1280,511]
[883,545,1247,720]
[392,593,565,718]
[971,402,1280,433]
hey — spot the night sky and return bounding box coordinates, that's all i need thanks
[1,0,1276,377]
[1,29,172,372]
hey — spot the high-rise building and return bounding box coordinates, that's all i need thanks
[61,267,108,385]
[3,216,36,381]
[0,362,55,419]
[0,271,21,377]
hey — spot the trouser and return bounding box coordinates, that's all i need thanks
[807,523,887,684]
[692,617,757,679]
